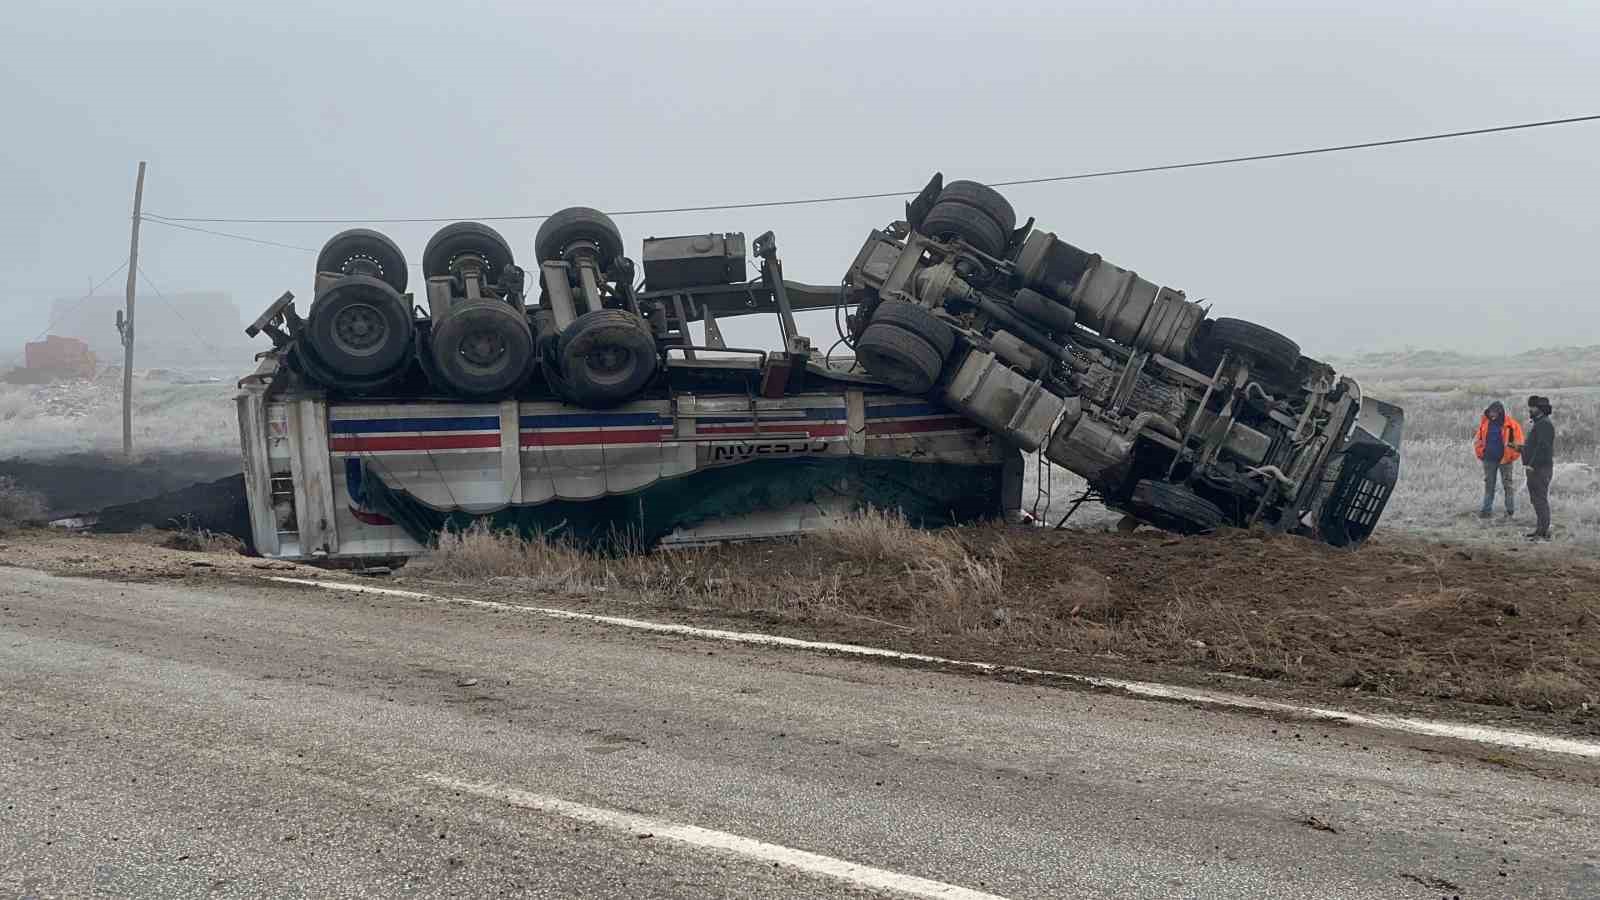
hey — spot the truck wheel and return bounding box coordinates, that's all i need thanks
[937,180,1017,234]
[557,309,659,408]
[870,299,957,359]
[304,275,414,380]
[536,207,624,268]
[316,228,408,293]
[918,200,1009,257]
[856,323,945,394]
[1128,479,1224,535]
[429,301,534,398]
[423,221,516,281]
[290,344,407,396]
[1194,317,1300,377]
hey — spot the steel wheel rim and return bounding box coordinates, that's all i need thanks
[331,302,388,357]
[458,328,509,372]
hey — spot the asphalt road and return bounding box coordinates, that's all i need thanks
[1,567,1596,899]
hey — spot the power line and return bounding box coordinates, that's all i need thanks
[140,216,318,252]
[139,214,424,265]
[140,112,1600,225]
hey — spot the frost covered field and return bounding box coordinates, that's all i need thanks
[1343,349,1600,548]
[0,377,238,459]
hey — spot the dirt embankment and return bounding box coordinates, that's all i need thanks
[409,521,1600,731]
[4,522,1597,734]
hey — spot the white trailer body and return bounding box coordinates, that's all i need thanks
[237,357,1015,562]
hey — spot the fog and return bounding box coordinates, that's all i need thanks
[2,0,1597,364]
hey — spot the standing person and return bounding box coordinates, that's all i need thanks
[1512,395,1556,541]
[1474,401,1523,519]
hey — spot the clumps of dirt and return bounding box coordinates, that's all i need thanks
[576,525,1600,719]
[0,530,312,582]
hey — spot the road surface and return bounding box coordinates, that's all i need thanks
[1,567,1595,898]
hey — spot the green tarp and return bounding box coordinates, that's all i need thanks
[362,456,1004,551]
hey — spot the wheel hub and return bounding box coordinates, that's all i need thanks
[331,302,388,356]
[586,345,631,375]
[459,329,507,367]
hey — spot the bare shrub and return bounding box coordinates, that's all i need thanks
[812,507,966,566]
[416,522,602,590]
[1501,670,1593,711]
[0,476,47,528]
[162,526,244,554]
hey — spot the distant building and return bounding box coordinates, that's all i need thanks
[1,334,102,383]
[45,291,254,368]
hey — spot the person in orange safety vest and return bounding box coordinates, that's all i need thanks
[1474,400,1523,519]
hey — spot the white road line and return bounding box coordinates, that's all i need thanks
[275,576,1600,759]
[417,772,1011,900]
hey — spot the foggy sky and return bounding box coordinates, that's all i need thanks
[2,0,1597,363]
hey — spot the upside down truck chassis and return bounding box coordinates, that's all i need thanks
[237,174,1403,561]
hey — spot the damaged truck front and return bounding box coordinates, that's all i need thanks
[237,175,1401,562]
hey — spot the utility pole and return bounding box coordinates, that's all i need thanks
[121,161,146,458]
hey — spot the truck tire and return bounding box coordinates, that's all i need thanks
[918,200,1009,257]
[536,207,624,268]
[1194,317,1300,377]
[304,275,414,380]
[423,221,515,281]
[557,309,659,408]
[869,299,957,359]
[290,344,407,397]
[937,180,1017,234]
[316,228,408,293]
[429,301,534,398]
[856,323,945,394]
[1128,479,1224,535]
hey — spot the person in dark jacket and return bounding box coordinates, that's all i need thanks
[1474,401,1523,518]
[1511,395,1556,540]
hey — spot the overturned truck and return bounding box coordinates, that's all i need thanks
[238,175,1402,561]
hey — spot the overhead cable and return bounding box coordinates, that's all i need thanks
[139,113,1600,225]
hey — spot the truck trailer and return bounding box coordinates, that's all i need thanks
[237,175,1402,562]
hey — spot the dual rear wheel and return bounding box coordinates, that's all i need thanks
[855,300,957,394]
[916,180,1017,257]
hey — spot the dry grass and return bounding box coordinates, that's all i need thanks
[160,522,245,555]
[0,476,48,529]
[413,513,1019,634]
[410,511,1600,717]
